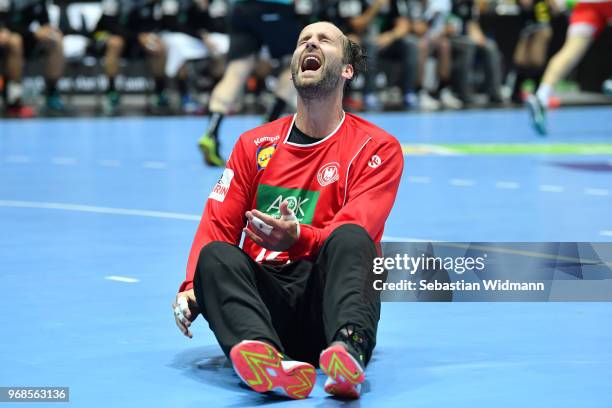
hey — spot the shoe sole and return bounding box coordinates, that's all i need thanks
[230,340,316,399]
[319,345,365,399]
[198,137,225,167]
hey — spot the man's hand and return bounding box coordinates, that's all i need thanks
[244,201,299,252]
[172,289,200,338]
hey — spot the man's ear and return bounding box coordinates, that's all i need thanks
[342,64,354,81]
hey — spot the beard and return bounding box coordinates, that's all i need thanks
[291,55,343,100]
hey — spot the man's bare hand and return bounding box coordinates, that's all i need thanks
[244,201,299,252]
[172,289,200,338]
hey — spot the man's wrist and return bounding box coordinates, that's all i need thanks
[288,224,314,259]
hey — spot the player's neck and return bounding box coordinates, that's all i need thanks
[295,93,345,139]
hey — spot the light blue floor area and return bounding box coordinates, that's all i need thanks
[1,107,611,407]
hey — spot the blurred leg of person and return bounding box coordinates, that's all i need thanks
[33,25,67,114]
[511,25,552,103]
[378,37,419,109]
[525,25,552,91]
[201,55,257,165]
[415,36,440,111]
[526,1,611,135]
[265,64,296,121]
[1,29,35,118]
[103,34,124,115]
[450,36,476,104]
[452,35,502,105]
[478,39,503,103]
[511,28,531,103]
[431,35,463,109]
[362,34,381,111]
[138,32,169,111]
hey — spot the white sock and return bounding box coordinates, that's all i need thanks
[6,81,23,105]
[536,84,552,106]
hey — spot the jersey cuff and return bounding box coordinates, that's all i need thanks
[288,224,317,260]
[179,280,194,293]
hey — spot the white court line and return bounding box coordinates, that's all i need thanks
[539,185,564,193]
[450,179,475,187]
[105,276,139,283]
[98,159,122,167]
[584,188,609,196]
[1,200,606,242]
[495,181,520,189]
[143,161,168,170]
[407,176,431,184]
[5,155,32,163]
[51,157,78,166]
[0,200,200,221]
[382,235,435,242]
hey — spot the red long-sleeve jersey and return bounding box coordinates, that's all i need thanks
[179,112,404,292]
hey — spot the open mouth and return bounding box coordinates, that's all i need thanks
[301,55,322,72]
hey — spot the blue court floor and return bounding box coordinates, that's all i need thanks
[1,107,611,407]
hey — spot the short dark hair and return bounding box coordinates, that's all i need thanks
[342,37,367,92]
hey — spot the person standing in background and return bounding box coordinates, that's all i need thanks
[511,0,557,104]
[526,0,612,135]
[197,0,302,167]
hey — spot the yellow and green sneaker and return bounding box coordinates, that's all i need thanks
[198,134,226,167]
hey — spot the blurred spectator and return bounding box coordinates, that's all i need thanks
[1,1,36,117]
[511,0,556,103]
[315,0,367,110]
[1,0,66,115]
[197,0,301,167]
[409,0,463,109]
[321,0,417,111]
[448,0,503,104]
[93,0,168,115]
[159,0,229,114]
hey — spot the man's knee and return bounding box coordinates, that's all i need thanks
[324,224,374,252]
[8,33,23,53]
[107,35,124,54]
[195,241,241,287]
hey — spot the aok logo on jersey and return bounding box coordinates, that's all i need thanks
[256,184,320,225]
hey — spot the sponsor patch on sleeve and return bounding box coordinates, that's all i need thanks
[257,145,276,170]
[209,168,235,202]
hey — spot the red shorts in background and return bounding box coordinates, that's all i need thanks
[569,1,612,37]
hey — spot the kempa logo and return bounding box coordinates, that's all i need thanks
[368,154,382,168]
[253,135,280,146]
[317,162,340,187]
[256,184,320,225]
